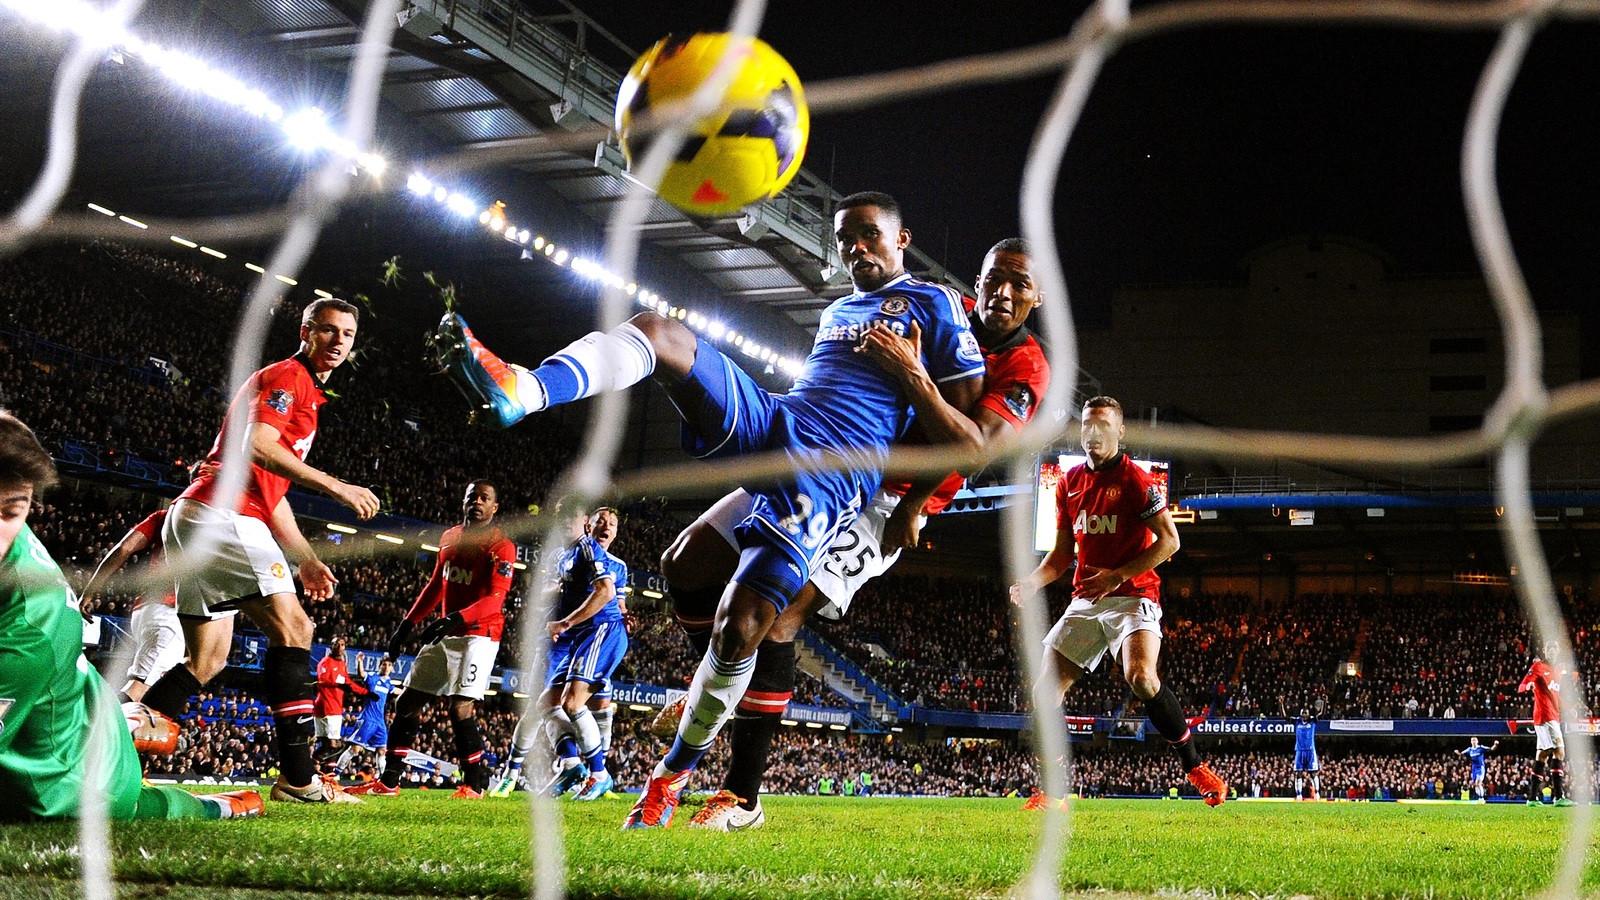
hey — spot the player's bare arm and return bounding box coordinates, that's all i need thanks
[248,422,380,520]
[857,320,985,459]
[78,524,152,620]
[1076,507,1180,600]
[549,577,617,640]
[267,496,336,601]
[1012,512,1076,606]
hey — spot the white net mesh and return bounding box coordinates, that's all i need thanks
[1,0,1597,896]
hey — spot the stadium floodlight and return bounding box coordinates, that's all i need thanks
[432,186,448,203]
[406,172,432,195]
[274,274,296,286]
[244,262,265,274]
[169,236,197,248]
[117,215,147,229]
[503,224,518,240]
[356,152,386,177]
[281,107,331,153]
[707,320,726,340]
[445,193,478,218]
[552,249,569,266]
[518,229,530,245]
[200,246,226,259]
[532,236,546,251]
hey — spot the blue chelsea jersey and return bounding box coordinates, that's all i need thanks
[1294,720,1317,753]
[555,536,628,629]
[1465,746,1488,769]
[787,273,985,451]
[359,674,394,720]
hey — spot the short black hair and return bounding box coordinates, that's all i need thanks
[301,297,360,326]
[0,410,58,491]
[1083,395,1123,415]
[836,191,901,223]
[589,506,620,521]
[986,237,1032,259]
[467,479,498,498]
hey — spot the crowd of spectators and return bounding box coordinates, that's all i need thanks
[0,241,579,525]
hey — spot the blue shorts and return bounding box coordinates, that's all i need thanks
[346,716,388,749]
[546,620,629,689]
[1470,767,1486,782]
[669,343,878,609]
[1294,750,1319,772]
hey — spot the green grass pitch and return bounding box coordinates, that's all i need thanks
[0,791,1588,898]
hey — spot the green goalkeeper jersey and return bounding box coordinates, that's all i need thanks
[0,524,144,820]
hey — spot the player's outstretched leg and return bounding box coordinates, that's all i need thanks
[133,784,264,820]
[433,311,696,428]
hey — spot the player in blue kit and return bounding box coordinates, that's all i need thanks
[1292,709,1319,800]
[1456,737,1499,800]
[338,655,396,778]
[491,506,629,798]
[436,191,986,827]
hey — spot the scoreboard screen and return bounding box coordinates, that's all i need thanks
[1033,453,1171,552]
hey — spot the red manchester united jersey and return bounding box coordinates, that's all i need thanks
[404,524,517,641]
[181,356,328,522]
[314,653,356,717]
[1520,659,1561,725]
[129,508,175,609]
[884,302,1053,515]
[1055,453,1168,600]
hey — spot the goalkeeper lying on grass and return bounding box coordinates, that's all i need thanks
[0,410,259,822]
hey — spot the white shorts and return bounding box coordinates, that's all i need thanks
[1535,720,1564,752]
[125,602,185,683]
[1044,595,1163,673]
[164,500,295,619]
[701,488,921,619]
[404,635,499,700]
[314,714,343,739]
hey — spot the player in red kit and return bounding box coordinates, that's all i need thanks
[1013,395,1227,806]
[78,505,182,704]
[1519,646,1572,806]
[136,298,380,805]
[313,634,366,766]
[354,481,517,798]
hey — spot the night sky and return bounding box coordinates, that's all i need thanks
[584,2,1599,338]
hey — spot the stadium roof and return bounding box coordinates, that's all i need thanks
[201,0,971,331]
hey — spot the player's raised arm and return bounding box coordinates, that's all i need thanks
[78,520,154,619]
[248,422,379,520]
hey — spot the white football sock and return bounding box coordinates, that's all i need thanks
[534,322,656,407]
[569,706,601,758]
[652,647,756,778]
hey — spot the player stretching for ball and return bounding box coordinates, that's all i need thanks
[78,501,185,704]
[136,298,378,805]
[435,191,985,827]
[659,237,1051,831]
[1519,647,1573,807]
[351,481,516,799]
[0,411,261,821]
[337,654,396,778]
[1456,737,1499,801]
[1012,396,1228,806]
[493,506,629,799]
